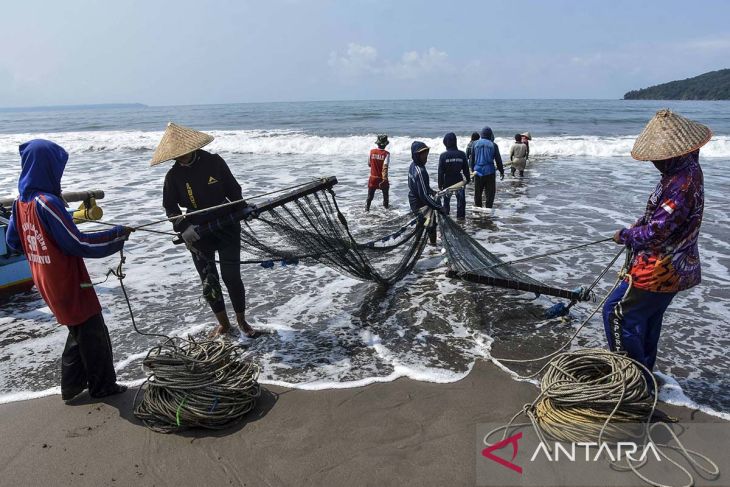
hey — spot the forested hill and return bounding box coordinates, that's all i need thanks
[623,69,730,100]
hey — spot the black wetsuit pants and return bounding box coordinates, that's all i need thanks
[190,229,246,315]
[366,186,389,211]
[61,313,119,398]
[474,173,496,208]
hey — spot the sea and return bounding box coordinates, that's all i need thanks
[0,99,728,419]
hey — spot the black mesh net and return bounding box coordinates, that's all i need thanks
[191,177,583,299]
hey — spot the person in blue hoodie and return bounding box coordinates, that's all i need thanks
[6,139,133,402]
[408,141,445,245]
[438,133,471,219]
[471,126,504,208]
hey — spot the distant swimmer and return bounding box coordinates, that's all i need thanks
[471,126,504,208]
[5,140,134,402]
[509,134,528,177]
[152,122,258,338]
[408,141,445,245]
[366,134,390,211]
[603,109,710,393]
[438,132,470,219]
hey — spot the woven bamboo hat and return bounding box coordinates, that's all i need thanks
[631,109,712,161]
[149,122,214,166]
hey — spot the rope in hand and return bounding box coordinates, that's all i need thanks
[108,250,261,433]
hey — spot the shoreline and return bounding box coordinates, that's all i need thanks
[0,359,724,487]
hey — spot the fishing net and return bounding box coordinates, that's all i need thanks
[195,177,433,286]
[439,214,585,301]
[191,176,585,299]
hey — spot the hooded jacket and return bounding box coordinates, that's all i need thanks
[407,141,442,213]
[618,151,704,293]
[438,133,470,189]
[472,127,504,177]
[5,140,127,325]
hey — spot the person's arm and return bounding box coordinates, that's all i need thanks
[437,154,445,190]
[618,188,692,250]
[468,145,475,172]
[216,155,243,203]
[382,153,389,181]
[415,166,442,210]
[510,144,516,162]
[5,202,22,253]
[462,157,471,184]
[494,143,504,175]
[162,171,190,233]
[35,194,127,258]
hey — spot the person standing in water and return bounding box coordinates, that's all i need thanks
[509,134,528,177]
[438,132,470,218]
[603,109,709,392]
[471,126,504,208]
[153,122,258,338]
[408,141,445,245]
[521,132,531,161]
[466,131,480,173]
[366,134,390,211]
[5,139,133,402]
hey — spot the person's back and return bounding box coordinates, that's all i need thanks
[472,127,504,208]
[438,132,470,218]
[465,132,480,172]
[509,134,528,177]
[366,134,390,211]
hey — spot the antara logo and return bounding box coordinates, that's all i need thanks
[482,432,523,474]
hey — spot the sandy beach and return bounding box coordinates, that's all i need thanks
[0,359,724,487]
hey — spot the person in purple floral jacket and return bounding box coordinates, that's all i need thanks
[603,109,712,391]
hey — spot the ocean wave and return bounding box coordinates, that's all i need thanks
[1,130,729,158]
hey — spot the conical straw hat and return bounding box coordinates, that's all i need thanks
[631,109,712,161]
[150,122,214,166]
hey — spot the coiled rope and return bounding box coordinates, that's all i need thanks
[484,250,720,487]
[109,250,261,433]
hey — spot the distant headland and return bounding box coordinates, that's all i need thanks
[0,103,148,113]
[624,69,730,100]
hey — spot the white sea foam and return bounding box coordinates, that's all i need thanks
[1,130,729,159]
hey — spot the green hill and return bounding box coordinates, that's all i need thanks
[623,69,730,100]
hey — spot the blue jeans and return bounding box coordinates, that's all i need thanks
[442,188,466,218]
[602,280,676,390]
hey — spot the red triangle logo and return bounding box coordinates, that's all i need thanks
[481,432,523,474]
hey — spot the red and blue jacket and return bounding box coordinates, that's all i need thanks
[5,140,127,325]
[618,151,704,293]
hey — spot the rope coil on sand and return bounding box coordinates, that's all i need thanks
[132,337,261,433]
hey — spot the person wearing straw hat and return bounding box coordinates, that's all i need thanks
[603,109,710,390]
[520,132,532,161]
[152,122,258,338]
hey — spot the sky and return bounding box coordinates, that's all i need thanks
[1,0,729,107]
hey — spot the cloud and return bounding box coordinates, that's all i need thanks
[328,44,451,80]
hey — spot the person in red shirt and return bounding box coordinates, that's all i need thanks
[5,139,133,402]
[366,134,390,211]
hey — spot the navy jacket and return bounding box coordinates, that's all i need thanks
[407,141,442,213]
[438,133,470,189]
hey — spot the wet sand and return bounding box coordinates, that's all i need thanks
[0,359,723,487]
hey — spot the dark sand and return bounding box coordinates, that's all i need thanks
[0,360,724,487]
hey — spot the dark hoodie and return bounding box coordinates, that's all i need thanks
[5,139,126,325]
[438,132,470,189]
[407,141,442,212]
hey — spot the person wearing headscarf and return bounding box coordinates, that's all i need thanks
[366,134,390,211]
[5,139,133,402]
[152,122,258,338]
[603,110,710,391]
